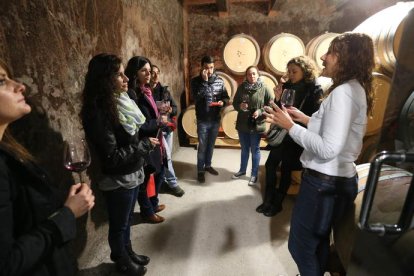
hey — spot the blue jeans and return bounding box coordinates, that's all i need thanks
[288,171,357,276]
[104,186,139,260]
[163,131,178,187]
[238,131,262,177]
[197,120,220,172]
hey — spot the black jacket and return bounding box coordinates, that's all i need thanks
[127,88,165,173]
[152,83,178,133]
[190,73,230,122]
[82,105,153,175]
[0,145,77,276]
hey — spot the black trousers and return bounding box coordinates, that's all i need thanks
[263,140,303,205]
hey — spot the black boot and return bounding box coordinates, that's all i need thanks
[256,202,271,213]
[264,192,285,217]
[126,244,150,266]
[115,255,147,276]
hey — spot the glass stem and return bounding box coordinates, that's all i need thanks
[78,172,84,183]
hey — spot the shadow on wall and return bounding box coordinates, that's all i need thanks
[9,99,108,263]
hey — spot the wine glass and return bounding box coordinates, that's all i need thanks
[280,89,296,107]
[63,139,91,183]
[241,94,249,111]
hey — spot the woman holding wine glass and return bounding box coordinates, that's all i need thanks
[264,33,375,275]
[0,59,95,275]
[81,54,157,276]
[257,56,323,217]
[231,66,273,185]
[125,56,168,224]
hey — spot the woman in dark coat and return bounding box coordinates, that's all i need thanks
[0,59,95,276]
[81,54,157,275]
[257,56,322,217]
[125,56,168,224]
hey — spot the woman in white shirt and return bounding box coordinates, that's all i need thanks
[264,33,375,276]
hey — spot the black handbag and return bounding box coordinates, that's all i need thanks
[265,92,308,147]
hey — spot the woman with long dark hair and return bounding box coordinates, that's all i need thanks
[264,33,375,275]
[81,53,157,275]
[0,59,95,275]
[125,56,168,224]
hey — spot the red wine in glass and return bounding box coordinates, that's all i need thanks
[63,139,91,183]
[280,89,295,108]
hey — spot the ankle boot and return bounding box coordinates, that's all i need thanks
[126,244,150,266]
[115,255,147,276]
[263,192,285,217]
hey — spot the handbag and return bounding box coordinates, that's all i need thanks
[265,92,309,147]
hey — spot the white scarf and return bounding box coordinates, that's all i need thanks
[117,92,146,135]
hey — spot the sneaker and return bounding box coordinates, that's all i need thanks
[205,166,219,175]
[170,185,185,197]
[231,171,246,179]
[197,171,205,183]
[248,176,257,186]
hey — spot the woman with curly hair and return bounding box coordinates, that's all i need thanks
[257,56,323,217]
[264,33,375,275]
[81,54,158,275]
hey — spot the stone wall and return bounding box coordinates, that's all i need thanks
[0,0,184,269]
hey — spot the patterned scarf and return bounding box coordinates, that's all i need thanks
[242,77,263,91]
[117,92,146,135]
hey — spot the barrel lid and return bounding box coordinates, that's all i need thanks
[223,34,260,75]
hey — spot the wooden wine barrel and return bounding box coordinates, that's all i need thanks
[398,91,414,151]
[334,163,412,268]
[305,32,339,71]
[259,70,278,91]
[357,134,380,164]
[366,72,391,136]
[181,105,198,138]
[262,33,305,75]
[221,105,239,139]
[223,34,260,75]
[353,2,414,75]
[216,71,238,100]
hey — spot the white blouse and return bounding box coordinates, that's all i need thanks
[289,79,367,177]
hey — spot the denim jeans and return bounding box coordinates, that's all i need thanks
[237,131,262,177]
[163,131,178,187]
[138,165,165,216]
[104,186,139,259]
[197,120,220,172]
[288,171,357,276]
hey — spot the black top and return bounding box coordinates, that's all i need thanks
[0,145,77,276]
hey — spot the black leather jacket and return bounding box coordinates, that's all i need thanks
[82,106,153,175]
[190,73,230,122]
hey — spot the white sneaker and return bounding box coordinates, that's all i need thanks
[248,176,257,186]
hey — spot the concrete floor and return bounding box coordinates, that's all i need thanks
[79,147,300,276]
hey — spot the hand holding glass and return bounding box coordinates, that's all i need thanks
[63,139,91,183]
[280,89,295,107]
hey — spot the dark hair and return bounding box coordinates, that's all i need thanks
[201,55,214,66]
[245,65,259,77]
[328,33,375,115]
[0,60,34,162]
[81,53,122,125]
[125,56,152,92]
[151,64,160,73]
[287,56,319,83]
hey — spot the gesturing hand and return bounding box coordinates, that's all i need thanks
[263,103,295,130]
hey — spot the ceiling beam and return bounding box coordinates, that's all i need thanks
[268,0,279,17]
[216,0,229,17]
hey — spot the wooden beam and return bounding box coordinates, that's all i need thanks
[216,0,229,17]
[268,0,279,17]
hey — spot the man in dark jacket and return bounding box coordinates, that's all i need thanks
[190,56,230,183]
